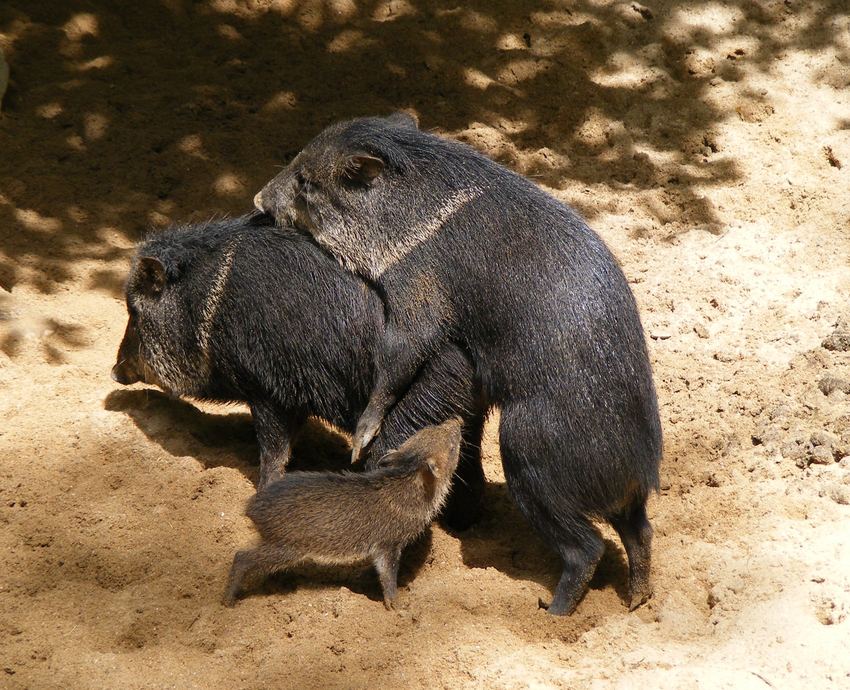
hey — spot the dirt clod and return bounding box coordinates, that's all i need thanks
[631,3,654,21]
[824,146,842,169]
[810,446,835,465]
[810,431,837,448]
[822,322,850,352]
[828,484,850,506]
[819,376,850,395]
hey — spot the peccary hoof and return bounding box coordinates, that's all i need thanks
[538,596,575,616]
[628,588,652,611]
[537,597,565,615]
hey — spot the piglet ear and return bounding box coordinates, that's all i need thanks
[342,153,385,185]
[386,111,419,129]
[418,459,438,494]
[135,256,167,298]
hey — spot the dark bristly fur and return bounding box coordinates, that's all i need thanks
[112,213,484,528]
[255,114,663,615]
[223,418,463,609]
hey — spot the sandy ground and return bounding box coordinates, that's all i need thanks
[2,1,849,688]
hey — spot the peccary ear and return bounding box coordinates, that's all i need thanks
[376,449,399,467]
[342,153,384,185]
[135,256,167,297]
[386,111,419,130]
[419,459,438,494]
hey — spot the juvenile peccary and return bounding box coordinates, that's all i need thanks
[223,418,462,608]
[111,213,485,528]
[254,114,663,615]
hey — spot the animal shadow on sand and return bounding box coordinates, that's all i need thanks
[457,480,632,609]
[241,529,435,608]
[104,387,354,480]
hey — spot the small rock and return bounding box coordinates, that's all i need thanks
[810,446,834,465]
[736,100,775,123]
[812,591,847,625]
[705,472,722,487]
[810,430,837,448]
[694,323,709,339]
[631,3,654,21]
[713,350,737,362]
[828,484,850,505]
[782,441,808,463]
[752,428,781,447]
[824,146,843,170]
[768,404,791,421]
[707,588,720,609]
[819,376,850,395]
[650,330,672,340]
[837,433,850,458]
[839,456,850,468]
[822,322,850,352]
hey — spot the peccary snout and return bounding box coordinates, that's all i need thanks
[254,173,306,231]
[111,315,160,387]
[112,316,143,384]
[111,361,139,384]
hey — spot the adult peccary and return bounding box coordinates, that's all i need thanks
[111,212,484,528]
[254,114,663,615]
[223,418,462,608]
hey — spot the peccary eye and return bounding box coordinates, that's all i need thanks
[295,171,320,192]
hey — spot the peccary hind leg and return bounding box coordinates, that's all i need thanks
[352,388,396,462]
[372,544,403,609]
[543,519,605,616]
[352,320,439,462]
[610,501,653,610]
[500,405,605,616]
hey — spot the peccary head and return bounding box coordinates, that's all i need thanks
[112,248,216,397]
[112,299,161,388]
[254,112,485,280]
[377,417,462,505]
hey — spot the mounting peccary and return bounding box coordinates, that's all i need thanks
[223,418,462,608]
[254,113,663,615]
[111,212,485,528]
